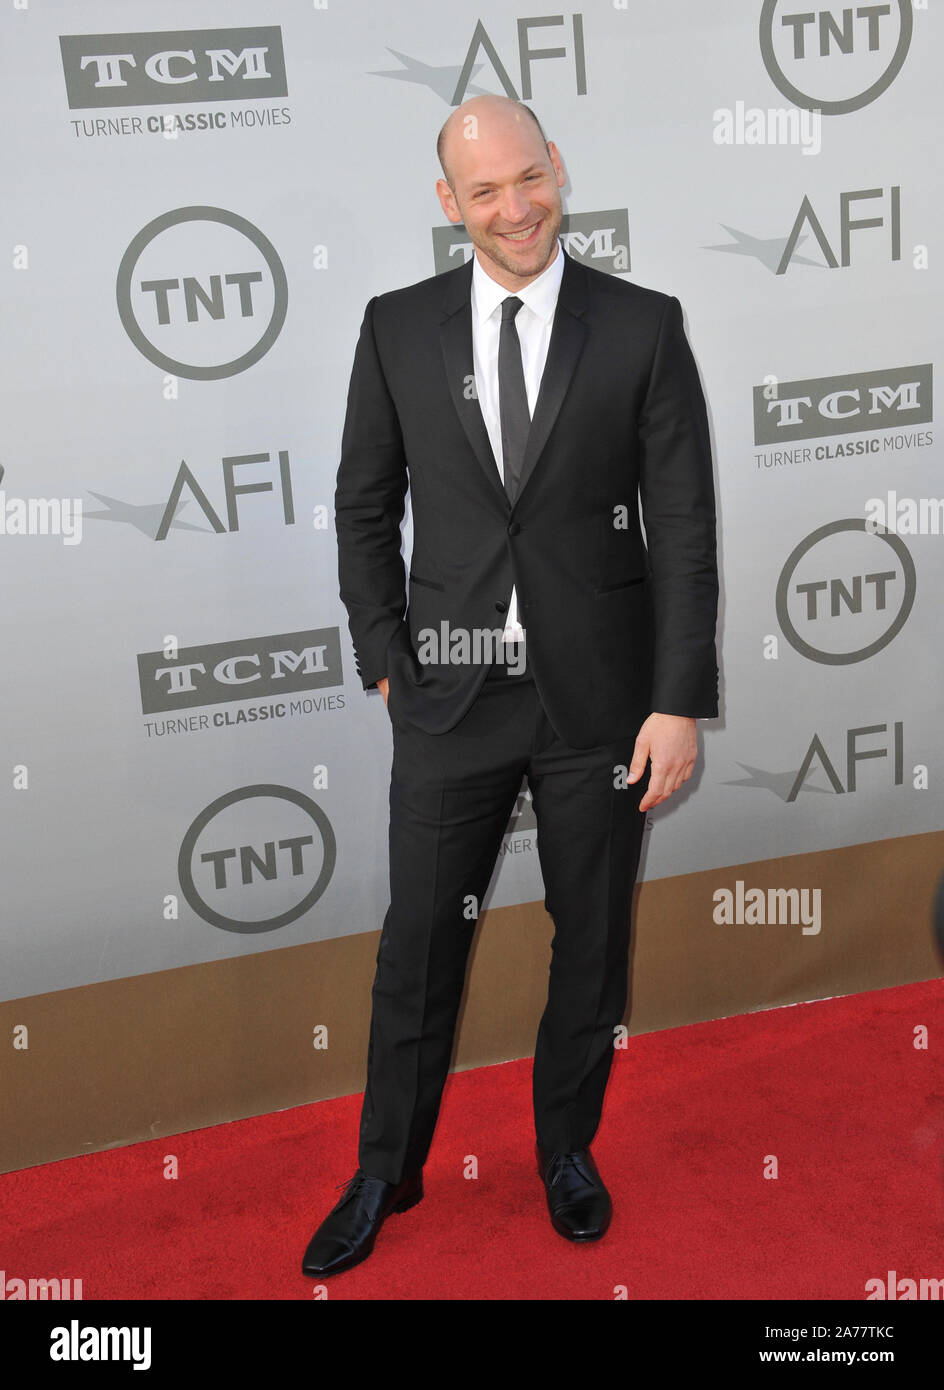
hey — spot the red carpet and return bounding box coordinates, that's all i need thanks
[3,979,942,1300]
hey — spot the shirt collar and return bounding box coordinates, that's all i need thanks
[471,238,564,325]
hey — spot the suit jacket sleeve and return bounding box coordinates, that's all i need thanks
[334,296,409,690]
[637,295,720,718]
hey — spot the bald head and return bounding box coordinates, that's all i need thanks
[437,95,548,189]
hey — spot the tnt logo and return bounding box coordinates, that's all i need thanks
[775,518,916,664]
[116,207,288,380]
[760,0,914,114]
[178,785,336,932]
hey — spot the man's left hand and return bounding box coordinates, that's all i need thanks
[628,713,698,813]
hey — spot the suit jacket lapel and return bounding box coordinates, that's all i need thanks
[439,246,589,509]
[514,251,588,508]
[439,259,507,506]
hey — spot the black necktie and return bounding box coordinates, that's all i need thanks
[498,296,530,505]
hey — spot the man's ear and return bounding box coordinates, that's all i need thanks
[546,141,566,189]
[436,177,462,224]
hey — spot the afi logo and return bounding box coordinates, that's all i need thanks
[156,449,295,540]
[780,186,900,274]
[453,14,586,102]
[707,186,905,276]
[374,14,586,105]
[789,720,906,802]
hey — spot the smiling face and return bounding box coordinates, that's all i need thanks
[436,99,566,291]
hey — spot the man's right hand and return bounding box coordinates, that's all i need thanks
[376,678,389,707]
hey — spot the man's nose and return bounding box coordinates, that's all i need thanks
[499,188,532,224]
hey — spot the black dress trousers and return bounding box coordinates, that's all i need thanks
[357,660,647,1185]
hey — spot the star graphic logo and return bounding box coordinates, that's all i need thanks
[722,762,834,802]
[83,491,212,539]
[704,224,827,273]
[369,49,491,104]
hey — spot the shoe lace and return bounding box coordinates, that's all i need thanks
[545,1151,593,1187]
[333,1170,369,1207]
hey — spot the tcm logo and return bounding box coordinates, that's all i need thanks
[433,210,629,275]
[178,785,336,933]
[754,364,932,444]
[775,518,916,665]
[759,1,913,114]
[138,629,343,715]
[116,207,288,380]
[60,27,287,109]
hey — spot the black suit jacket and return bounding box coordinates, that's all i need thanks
[334,246,719,748]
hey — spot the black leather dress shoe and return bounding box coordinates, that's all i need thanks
[536,1144,612,1241]
[301,1168,423,1277]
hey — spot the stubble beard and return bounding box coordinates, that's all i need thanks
[468,205,562,285]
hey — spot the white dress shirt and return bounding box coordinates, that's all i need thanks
[470,240,564,642]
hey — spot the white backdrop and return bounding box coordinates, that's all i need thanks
[1,0,940,1000]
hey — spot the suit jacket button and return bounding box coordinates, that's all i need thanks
[508,522,521,536]
[494,601,507,613]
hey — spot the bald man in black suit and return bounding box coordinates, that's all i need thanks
[303,94,719,1278]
